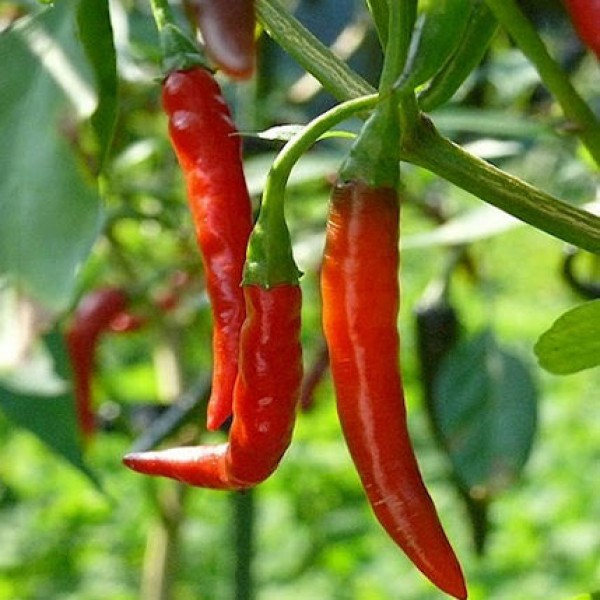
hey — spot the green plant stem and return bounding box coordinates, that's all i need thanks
[264,94,379,203]
[401,116,600,254]
[257,0,599,252]
[255,0,374,100]
[365,0,389,47]
[244,93,380,286]
[378,0,416,92]
[232,491,255,600]
[484,0,600,165]
[149,0,173,31]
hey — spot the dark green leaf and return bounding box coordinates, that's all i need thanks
[76,0,118,171]
[0,4,103,311]
[433,329,537,495]
[0,329,101,489]
[534,300,600,375]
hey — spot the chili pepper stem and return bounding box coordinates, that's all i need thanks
[149,0,208,74]
[255,0,374,101]
[401,115,600,254]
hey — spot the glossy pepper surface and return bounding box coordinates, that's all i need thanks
[162,66,253,430]
[65,287,129,440]
[190,0,256,79]
[321,180,467,599]
[123,283,302,489]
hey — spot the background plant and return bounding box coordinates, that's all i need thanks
[0,0,599,598]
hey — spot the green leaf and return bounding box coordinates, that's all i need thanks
[434,329,538,496]
[0,329,101,489]
[76,0,118,171]
[534,300,600,375]
[0,4,103,311]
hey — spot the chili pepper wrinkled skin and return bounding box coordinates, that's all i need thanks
[190,0,256,79]
[65,288,129,440]
[564,0,600,58]
[321,181,467,600]
[163,67,254,431]
[123,284,302,489]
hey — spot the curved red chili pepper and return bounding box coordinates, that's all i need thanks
[162,67,254,431]
[123,284,302,489]
[564,0,600,59]
[65,287,129,440]
[321,181,467,600]
[190,0,256,79]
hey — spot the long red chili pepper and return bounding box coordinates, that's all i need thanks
[189,0,256,79]
[123,284,302,489]
[564,0,600,59]
[65,287,129,440]
[321,102,467,598]
[124,74,302,488]
[162,66,253,430]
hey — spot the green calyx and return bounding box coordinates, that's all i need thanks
[339,94,401,189]
[159,23,208,75]
[243,204,302,288]
[149,0,208,74]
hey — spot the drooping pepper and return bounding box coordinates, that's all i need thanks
[162,66,254,430]
[123,122,303,490]
[123,283,302,489]
[188,0,256,79]
[321,100,467,598]
[65,287,130,440]
[563,0,600,59]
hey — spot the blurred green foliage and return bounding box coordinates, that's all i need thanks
[0,0,599,598]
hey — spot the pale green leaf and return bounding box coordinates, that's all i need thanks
[0,4,103,311]
[534,300,600,375]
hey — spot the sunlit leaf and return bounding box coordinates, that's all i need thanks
[0,4,103,311]
[534,300,600,375]
[434,329,537,496]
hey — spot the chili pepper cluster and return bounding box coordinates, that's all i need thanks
[64,2,469,597]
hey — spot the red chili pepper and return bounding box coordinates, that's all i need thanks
[162,67,254,431]
[65,287,129,440]
[189,0,256,79]
[123,284,302,489]
[564,0,600,58]
[321,180,466,599]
